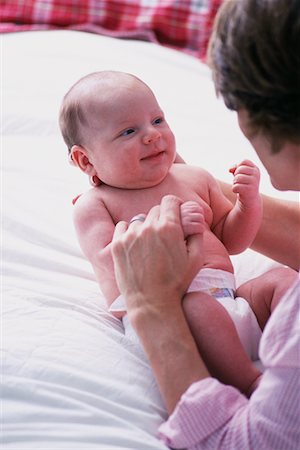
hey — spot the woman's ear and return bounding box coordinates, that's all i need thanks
[70,145,95,176]
[237,109,255,140]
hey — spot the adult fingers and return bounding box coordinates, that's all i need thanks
[112,220,128,240]
[128,213,147,228]
[159,195,183,225]
[142,204,160,225]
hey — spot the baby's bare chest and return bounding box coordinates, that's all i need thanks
[100,175,213,225]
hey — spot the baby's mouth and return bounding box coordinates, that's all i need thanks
[141,150,165,161]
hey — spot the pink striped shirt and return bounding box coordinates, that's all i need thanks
[159,276,300,449]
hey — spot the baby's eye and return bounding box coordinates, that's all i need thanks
[153,117,164,125]
[121,128,135,136]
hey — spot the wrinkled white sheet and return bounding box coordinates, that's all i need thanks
[2,31,293,449]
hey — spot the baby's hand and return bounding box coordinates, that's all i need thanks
[181,201,205,239]
[230,160,260,206]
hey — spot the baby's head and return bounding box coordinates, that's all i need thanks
[59,71,176,189]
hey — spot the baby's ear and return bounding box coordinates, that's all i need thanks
[70,145,94,175]
[90,175,102,186]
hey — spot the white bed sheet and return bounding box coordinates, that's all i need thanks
[2,31,294,449]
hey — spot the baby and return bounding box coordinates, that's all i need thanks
[59,71,294,396]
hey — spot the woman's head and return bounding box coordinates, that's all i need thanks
[208,0,300,153]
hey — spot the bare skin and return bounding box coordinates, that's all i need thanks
[111,195,299,412]
[235,266,298,329]
[61,71,296,400]
[109,0,300,434]
[220,181,300,271]
[112,196,210,412]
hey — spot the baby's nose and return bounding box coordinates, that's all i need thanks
[142,127,160,144]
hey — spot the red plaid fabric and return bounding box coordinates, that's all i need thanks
[0,0,223,60]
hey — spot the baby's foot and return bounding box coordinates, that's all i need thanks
[181,201,205,239]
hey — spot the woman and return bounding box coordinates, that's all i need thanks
[111,0,300,448]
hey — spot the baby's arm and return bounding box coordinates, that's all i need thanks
[212,159,262,254]
[73,190,120,304]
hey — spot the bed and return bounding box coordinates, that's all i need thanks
[2,11,298,449]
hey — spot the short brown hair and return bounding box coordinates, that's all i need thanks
[59,73,95,153]
[59,71,143,153]
[208,0,300,151]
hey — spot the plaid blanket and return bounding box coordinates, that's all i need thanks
[0,0,223,60]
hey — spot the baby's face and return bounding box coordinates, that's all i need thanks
[83,78,176,189]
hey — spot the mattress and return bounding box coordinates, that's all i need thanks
[2,30,295,449]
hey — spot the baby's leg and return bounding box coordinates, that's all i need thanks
[236,267,298,330]
[183,291,261,396]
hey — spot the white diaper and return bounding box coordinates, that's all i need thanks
[110,268,262,360]
[188,268,262,360]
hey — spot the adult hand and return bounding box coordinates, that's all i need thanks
[111,195,207,412]
[111,195,204,321]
